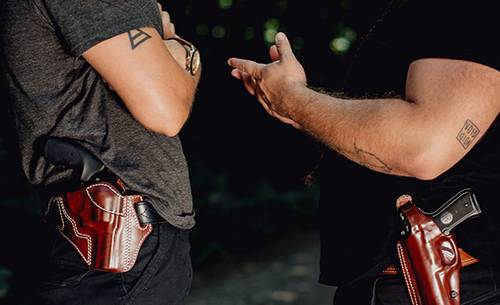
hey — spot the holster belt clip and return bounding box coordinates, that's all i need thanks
[134,201,167,225]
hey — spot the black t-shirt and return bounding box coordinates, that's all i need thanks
[0,0,195,229]
[319,0,500,286]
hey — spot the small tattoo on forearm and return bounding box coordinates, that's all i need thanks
[354,141,393,173]
[128,29,151,50]
[456,119,480,149]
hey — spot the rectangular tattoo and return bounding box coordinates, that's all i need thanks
[128,29,151,50]
[456,119,480,149]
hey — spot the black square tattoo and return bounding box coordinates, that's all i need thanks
[456,119,480,149]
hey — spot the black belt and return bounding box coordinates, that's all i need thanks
[134,201,167,225]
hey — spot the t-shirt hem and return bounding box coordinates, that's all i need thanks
[152,202,196,230]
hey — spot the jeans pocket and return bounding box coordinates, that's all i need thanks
[36,261,89,305]
[41,233,92,290]
[41,264,91,289]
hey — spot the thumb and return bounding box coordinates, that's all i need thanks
[269,45,280,62]
[275,32,294,61]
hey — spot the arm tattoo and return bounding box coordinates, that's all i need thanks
[354,140,393,174]
[456,119,480,149]
[128,29,152,50]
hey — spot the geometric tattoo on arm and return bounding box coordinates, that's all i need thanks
[456,119,480,149]
[127,29,152,50]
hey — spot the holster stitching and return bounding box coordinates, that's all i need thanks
[397,242,421,305]
[123,197,152,271]
[86,183,127,216]
[56,197,93,266]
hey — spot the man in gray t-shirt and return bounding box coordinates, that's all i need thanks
[1,0,200,303]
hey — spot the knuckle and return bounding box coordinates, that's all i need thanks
[162,12,171,21]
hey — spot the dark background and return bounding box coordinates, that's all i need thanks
[0,0,390,303]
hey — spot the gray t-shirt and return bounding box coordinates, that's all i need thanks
[0,0,195,229]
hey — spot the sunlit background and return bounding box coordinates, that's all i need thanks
[0,0,390,304]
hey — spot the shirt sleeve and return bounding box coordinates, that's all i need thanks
[405,0,499,71]
[43,0,164,56]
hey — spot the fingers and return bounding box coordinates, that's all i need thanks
[269,45,280,62]
[241,71,257,96]
[157,3,175,39]
[231,65,298,129]
[274,32,294,62]
[273,112,302,129]
[164,39,187,68]
[255,87,273,115]
[227,58,262,79]
[169,22,176,37]
[231,69,256,95]
[230,68,242,80]
[161,11,175,38]
[160,10,170,26]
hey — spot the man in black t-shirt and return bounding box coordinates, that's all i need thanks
[1,0,200,304]
[229,0,500,304]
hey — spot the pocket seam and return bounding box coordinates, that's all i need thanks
[462,289,500,305]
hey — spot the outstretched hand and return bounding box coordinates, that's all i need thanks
[228,32,308,129]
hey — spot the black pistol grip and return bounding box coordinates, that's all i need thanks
[43,137,105,183]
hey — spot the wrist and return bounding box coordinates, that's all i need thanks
[165,37,201,76]
[281,82,311,120]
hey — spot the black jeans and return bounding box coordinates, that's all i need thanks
[334,263,500,305]
[37,223,192,305]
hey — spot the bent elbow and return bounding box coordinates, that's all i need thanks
[167,104,194,137]
[161,120,184,137]
[405,150,447,181]
[130,78,195,137]
[158,107,191,137]
[138,101,191,137]
[412,165,443,181]
[153,89,194,137]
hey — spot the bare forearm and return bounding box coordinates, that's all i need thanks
[286,87,432,177]
[174,62,201,124]
[162,39,202,126]
[228,34,499,180]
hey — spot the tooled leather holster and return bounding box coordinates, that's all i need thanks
[395,191,482,305]
[397,198,460,305]
[47,182,153,273]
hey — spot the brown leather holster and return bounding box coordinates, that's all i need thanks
[396,197,461,305]
[47,182,153,273]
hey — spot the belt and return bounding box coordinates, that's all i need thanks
[134,200,167,225]
[114,178,166,225]
[380,248,479,276]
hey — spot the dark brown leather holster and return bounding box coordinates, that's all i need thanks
[396,197,461,305]
[47,182,152,273]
